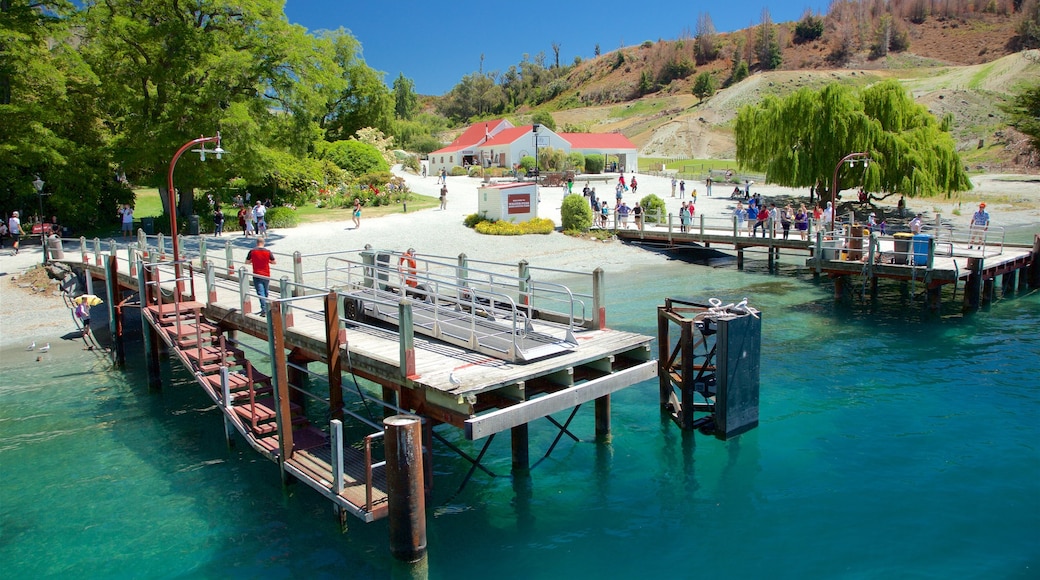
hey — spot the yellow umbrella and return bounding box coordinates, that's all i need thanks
[74,294,103,306]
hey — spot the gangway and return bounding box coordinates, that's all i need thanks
[324,249,581,363]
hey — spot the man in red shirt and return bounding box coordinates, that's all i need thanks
[245,238,276,316]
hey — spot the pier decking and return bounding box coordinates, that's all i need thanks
[58,236,656,524]
[612,211,1038,309]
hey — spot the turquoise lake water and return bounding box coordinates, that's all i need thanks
[2,259,1038,579]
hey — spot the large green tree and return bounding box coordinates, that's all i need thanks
[734,80,972,199]
[0,0,129,230]
[319,29,393,142]
[80,0,347,215]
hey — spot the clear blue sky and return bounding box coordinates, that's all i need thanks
[284,1,827,96]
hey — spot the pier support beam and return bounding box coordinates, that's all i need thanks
[1002,270,1017,298]
[963,257,983,313]
[385,414,427,564]
[595,394,611,442]
[926,285,942,313]
[511,423,530,473]
[982,277,995,309]
[325,292,344,421]
[1029,234,1040,290]
[736,247,744,270]
[137,260,161,390]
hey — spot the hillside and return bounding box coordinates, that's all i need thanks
[539,13,1040,171]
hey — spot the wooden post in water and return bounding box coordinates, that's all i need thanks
[592,268,605,330]
[384,414,427,563]
[1029,234,1040,289]
[267,301,295,483]
[325,292,344,422]
[511,423,530,472]
[657,302,671,406]
[595,394,611,442]
[963,257,983,313]
[137,259,161,390]
[1001,270,1016,298]
[982,277,995,309]
[736,246,744,270]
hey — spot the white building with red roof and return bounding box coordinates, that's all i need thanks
[428,120,639,176]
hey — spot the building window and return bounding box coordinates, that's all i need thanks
[440,156,443,163]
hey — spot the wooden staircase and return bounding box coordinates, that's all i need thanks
[148,300,313,440]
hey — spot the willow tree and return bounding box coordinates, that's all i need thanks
[734,79,971,199]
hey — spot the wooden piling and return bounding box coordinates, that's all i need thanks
[982,277,995,308]
[657,304,671,406]
[1002,270,1017,298]
[137,260,161,390]
[267,301,295,482]
[325,292,344,421]
[736,247,744,270]
[384,414,427,563]
[1029,234,1040,289]
[594,394,611,442]
[963,257,983,313]
[511,423,530,472]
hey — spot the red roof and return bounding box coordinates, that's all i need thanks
[559,132,637,150]
[482,126,532,147]
[432,119,509,154]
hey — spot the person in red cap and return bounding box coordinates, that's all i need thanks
[968,202,990,249]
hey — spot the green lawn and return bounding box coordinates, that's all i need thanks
[131,187,165,217]
[294,197,439,224]
[129,187,441,227]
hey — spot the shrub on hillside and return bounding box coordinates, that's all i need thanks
[640,194,666,224]
[794,12,824,44]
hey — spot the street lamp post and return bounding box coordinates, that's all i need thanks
[167,132,224,299]
[831,152,871,232]
[33,176,47,264]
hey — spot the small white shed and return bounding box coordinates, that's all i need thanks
[477,182,538,222]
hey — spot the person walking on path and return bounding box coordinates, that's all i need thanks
[633,202,643,230]
[671,177,677,197]
[909,213,923,234]
[213,206,224,237]
[630,176,637,196]
[7,211,22,254]
[706,176,712,197]
[969,202,990,249]
[252,200,267,239]
[352,198,362,229]
[245,238,276,317]
[439,184,448,210]
[119,204,134,241]
[678,179,685,199]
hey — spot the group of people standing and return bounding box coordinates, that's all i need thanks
[234,200,268,239]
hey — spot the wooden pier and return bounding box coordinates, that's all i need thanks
[613,213,1040,311]
[55,236,656,538]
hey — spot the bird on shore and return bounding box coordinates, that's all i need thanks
[26,341,35,351]
[39,343,51,353]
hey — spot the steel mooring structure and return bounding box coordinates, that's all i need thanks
[657,297,761,439]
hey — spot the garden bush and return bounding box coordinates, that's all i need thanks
[640,194,666,224]
[474,217,555,236]
[449,166,468,176]
[561,193,593,232]
[584,155,604,174]
[266,206,299,229]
